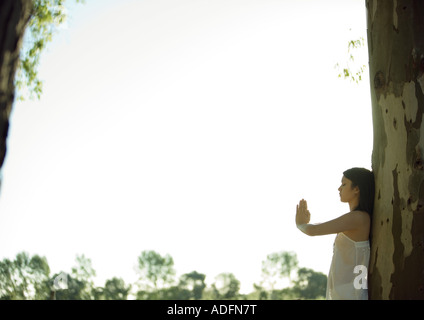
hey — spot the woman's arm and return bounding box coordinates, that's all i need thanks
[297,212,366,236]
[295,199,367,236]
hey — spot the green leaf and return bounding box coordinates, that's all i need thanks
[15,0,84,101]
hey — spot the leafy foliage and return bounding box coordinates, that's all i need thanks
[291,267,327,299]
[69,254,96,299]
[53,272,86,300]
[15,0,84,100]
[0,250,326,300]
[210,273,241,300]
[135,250,176,292]
[178,271,207,300]
[253,251,326,300]
[101,277,132,300]
[0,252,50,300]
[260,251,298,289]
[335,36,367,84]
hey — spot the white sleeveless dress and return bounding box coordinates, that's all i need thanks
[326,232,370,300]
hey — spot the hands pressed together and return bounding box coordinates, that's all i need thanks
[296,199,311,226]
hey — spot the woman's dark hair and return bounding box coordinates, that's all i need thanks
[343,167,375,217]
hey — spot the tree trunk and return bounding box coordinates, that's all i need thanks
[367,0,424,299]
[0,0,32,172]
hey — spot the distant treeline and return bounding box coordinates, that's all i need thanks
[0,250,327,300]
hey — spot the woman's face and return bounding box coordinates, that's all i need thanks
[338,176,359,204]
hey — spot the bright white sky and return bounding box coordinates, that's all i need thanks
[0,0,372,294]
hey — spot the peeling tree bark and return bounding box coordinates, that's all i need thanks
[0,0,32,172]
[367,0,424,299]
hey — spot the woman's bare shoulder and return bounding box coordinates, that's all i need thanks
[349,210,371,226]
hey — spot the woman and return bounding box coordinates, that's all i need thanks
[295,167,375,300]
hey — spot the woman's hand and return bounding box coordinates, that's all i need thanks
[296,199,311,226]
